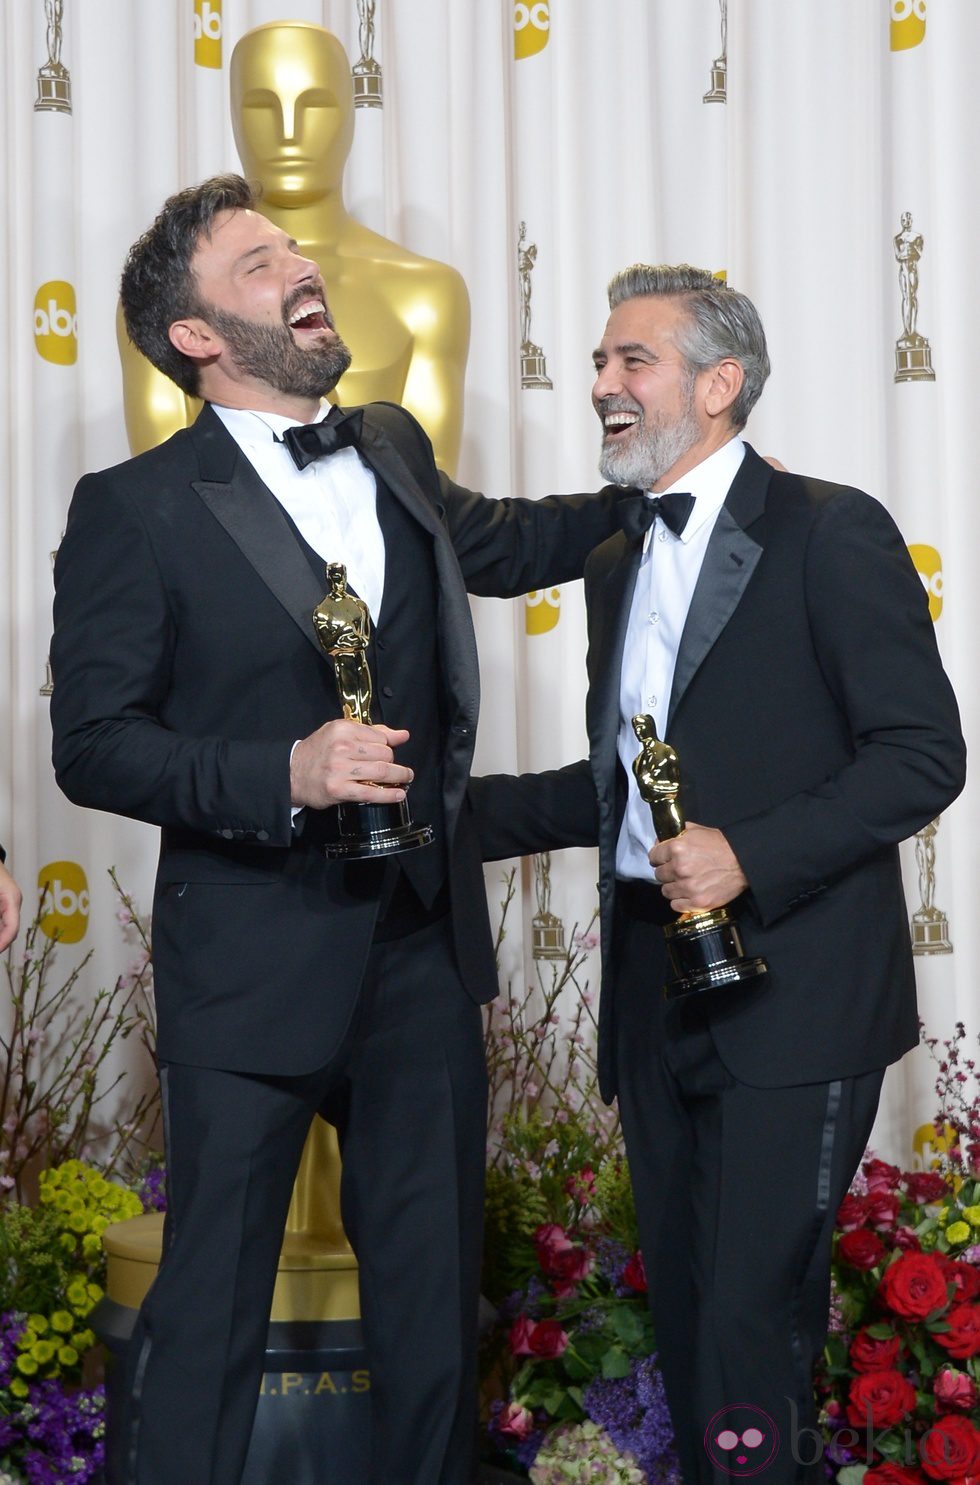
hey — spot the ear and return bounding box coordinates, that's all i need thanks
[703,357,744,420]
[168,317,220,365]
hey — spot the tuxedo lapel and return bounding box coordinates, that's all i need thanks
[588,533,643,797]
[666,446,770,731]
[189,407,327,661]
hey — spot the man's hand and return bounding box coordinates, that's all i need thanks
[649,823,748,913]
[0,861,23,953]
[290,721,413,810]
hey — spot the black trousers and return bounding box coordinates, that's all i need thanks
[614,908,884,1485]
[120,915,488,1485]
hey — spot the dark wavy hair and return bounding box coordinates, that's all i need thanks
[119,174,258,395]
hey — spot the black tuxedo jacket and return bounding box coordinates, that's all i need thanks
[474,446,966,1097]
[50,402,618,1075]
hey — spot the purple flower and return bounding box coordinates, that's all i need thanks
[135,1163,167,1213]
[584,1354,680,1480]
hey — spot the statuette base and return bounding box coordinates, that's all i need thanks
[325,797,433,859]
[35,64,71,112]
[895,335,936,382]
[703,59,727,103]
[663,907,768,999]
[911,907,952,955]
[353,60,383,108]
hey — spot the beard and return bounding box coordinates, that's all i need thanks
[201,295,352,401]
[598,380,702,490]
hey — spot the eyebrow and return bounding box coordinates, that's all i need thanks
[592,341,657,360]
[232,237,299,269]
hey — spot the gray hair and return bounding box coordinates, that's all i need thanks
[607,264,770,430]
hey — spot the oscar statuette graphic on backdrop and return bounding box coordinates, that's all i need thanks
[518,221,553,390]
[532,853,567,961]
[894,212,936,382]
[703,0,727,102]
[352,0,383,107]
[35,0,71,112]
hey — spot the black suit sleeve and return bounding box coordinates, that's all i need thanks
[725,490,965,926]
[468,760,598,861]
[50,473,293,843]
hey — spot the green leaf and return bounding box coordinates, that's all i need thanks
[600,1346,632,1380]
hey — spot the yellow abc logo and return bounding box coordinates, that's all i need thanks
[34,282,78,365]
[38,861,90,944]
[908,543,942,622]
[525,587,560,634]
[913,1119,956,1169]
[515,2,550,60]
[890,0,926,51]
[194,0,222,69]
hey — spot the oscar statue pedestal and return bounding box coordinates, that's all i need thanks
[92,1215,370,1484]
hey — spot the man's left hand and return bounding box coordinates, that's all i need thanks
[649,824,748,913]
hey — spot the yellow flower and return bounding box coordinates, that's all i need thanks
[67,1280,90,1310]
[16,1354,39,1377]
[50,1310,74,1334]
[961,1204,980,1226]
[73,1328,95,1351]
[67,1211,89,1234]
[31,1339,56,1365]
[87,1281,103,1305]
[9,1377,29,1399]
[57,1345,79,1368]
[27,1313,49,1335]
[945,1221,971,1245]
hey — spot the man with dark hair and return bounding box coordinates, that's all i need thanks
[475,264,965,1483]
[50,174,621,1485]
[0,843,22,952]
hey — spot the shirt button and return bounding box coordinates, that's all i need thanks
[646,695,657,709]
[648,611,659,624]
[658,530,667,543]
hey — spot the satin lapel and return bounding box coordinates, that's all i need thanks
[665,446,770,731]
[189,407,326,659]
[588,533,643,800]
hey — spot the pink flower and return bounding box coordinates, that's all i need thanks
[508,1315,569,1360]
[933,1367,977,1414]
[622,1251,648,1294]
[893,1226,923,1252]
[866,1193,902,1230]
[904,1171,950,1204]
[863,1158,902,1193]
[563,1167,597,1203]
[837,1194,868,1230]
[497,1402,535,1440]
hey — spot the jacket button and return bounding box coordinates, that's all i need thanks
[382,685,394,698]
[256,830,270,842]
[220,829,234,840]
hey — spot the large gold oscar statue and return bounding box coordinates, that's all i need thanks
[117,20,469,476]
[111,23,470,1322]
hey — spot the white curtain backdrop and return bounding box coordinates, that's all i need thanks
[1,0,976,1164]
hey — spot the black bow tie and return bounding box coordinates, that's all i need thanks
[280,408,364,470]
[617,491,695,540]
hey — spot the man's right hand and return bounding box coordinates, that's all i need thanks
[290,721,413,810]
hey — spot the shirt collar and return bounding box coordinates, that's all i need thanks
[645,435,746,546]
[211,402,333,445]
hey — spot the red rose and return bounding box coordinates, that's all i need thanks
[905,1172,950,1204]
[846,1370,916,1430]
[944,1261,980,1304]
[934,1368,978,1414]
[934,1303,980,1360]
[849,1326,903,1373]
[547,1246,593,1298]
[864,1466,929,1484]
[894,1226,923,1252]
[864,1158,902,1193]
[839,1229,886,1270]
[508,1315,569,1359]
[622,1251,647,1293]
[534,1223,571,1263]
[879,1252,951,1319]
[866,1193,902,1230]
[919,1416,980,1480]
[838,1194,869,1230]
[563,1167,596,1202]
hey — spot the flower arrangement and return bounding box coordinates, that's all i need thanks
[481,869,681,1483]
[817,1024,980,1482]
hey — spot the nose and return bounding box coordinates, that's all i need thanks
[277,92,301,145]
[592,360,622,402]
[290,251,320,287]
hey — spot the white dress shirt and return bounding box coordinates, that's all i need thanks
[615,436,746,881]
[212,403,385,623]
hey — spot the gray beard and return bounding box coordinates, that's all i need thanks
[202,303,352,401]
[598,396,702,490]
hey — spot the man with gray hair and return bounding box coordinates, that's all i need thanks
[476,265,964,1481]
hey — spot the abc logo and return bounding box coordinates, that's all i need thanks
[908,543,942,622]
[525,587,560,635]
[515,2,550,60]
[194,0,222,69]
[34,282,77,366]
[38,861,90,944]
[891,0,926,51]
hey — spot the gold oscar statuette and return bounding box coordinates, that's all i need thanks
[632,714,767,998]
[532,851,567,961]
[894,211,936,382]
[703,0,728,103]
[352,0,383,108]
[35,0,71,113]
[313,562,433,858]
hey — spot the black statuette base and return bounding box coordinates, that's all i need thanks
[662,908,768,1000]
[325,797,433,859]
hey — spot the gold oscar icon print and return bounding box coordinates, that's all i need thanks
[352,0,383,108]
[518,222,553,390]
[532,852,567,961]
[910,815,952,955]
[890,0,926,51]
[40,657,54,698]
[894,212,936,382]
[525,587,560,635]
[35,0,71,113]
[514,2,550,60]
[703,0,728,103]
[908,544,943,623]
